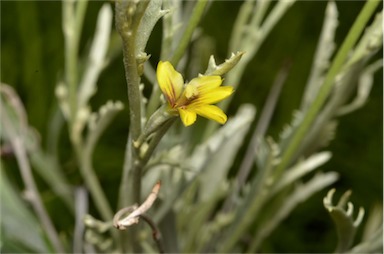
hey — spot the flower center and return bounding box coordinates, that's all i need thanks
[174,84,199,108]
[184,85,199,99]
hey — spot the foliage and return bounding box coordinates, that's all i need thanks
[1,0,382,253]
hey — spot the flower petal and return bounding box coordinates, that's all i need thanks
[191,86,234,106]
[188,76,222,93]
[178,108,197,126]
[156,61,184,105]
[193,104,228,124]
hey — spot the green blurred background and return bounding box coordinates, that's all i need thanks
[1,1,382,252]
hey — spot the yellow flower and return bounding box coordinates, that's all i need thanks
[156,61,234,126]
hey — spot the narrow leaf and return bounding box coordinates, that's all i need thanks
[324,189,365,252]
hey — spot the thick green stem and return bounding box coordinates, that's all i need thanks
[123,41,142,142]
[115,0,149,205]
[130,118,176,205]
[119,107,175,207]
[121,30,143,206]
[274,0,380,178]
[118,134,132,208]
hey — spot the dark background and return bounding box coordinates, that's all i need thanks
[1,1,382,252]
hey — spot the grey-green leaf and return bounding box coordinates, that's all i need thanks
[323,189,365,253]
[188,104,256,202]
[1,167,51,253]
[136,0,168,55]
[204,51,245,76]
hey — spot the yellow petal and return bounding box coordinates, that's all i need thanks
[184,84,199,99]
[193,105,228,124]
[188,76,222,93]
[156,61,184,106]
[191,86,234,106]
[178,108,197,126]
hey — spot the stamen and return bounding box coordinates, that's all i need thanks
[185,85,199,99]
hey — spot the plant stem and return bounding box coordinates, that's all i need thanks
[119,134,133,208]
[218,140,275,253]
[131,117,176,204]
[122,34,143,143]
[13,138,65,253]
[63,0,118,241]
[76,104,123,240]
[118,114,175,207]
[140,214,165,253]
[81,150,112,222]
[63,0,116,235]
[170,0,208,66]
[0,95,64,252]
[274,0,380,178]
[115,0,150,205]
[222,60,290,212]
[62,0,88,123]
[143,118,176,164]
[73,142,121,247]
[73,187,88,253]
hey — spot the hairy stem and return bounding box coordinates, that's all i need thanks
[115,0,149,205]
